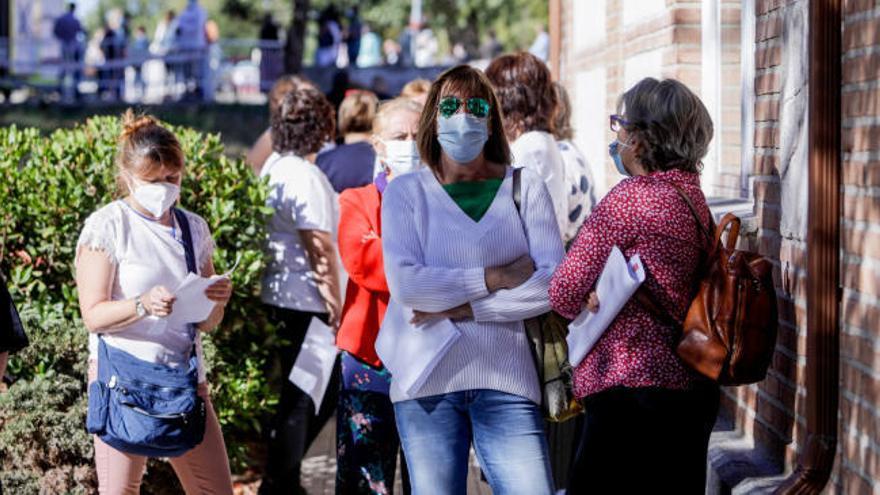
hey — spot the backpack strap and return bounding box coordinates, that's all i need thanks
[172,208,198,275]
[512,166,523,213]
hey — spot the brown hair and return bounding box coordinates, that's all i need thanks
[115,109,184,195]
[401,78,431,99]
[485,52,558,138]
[373,97,423,135]
[268,75,314,118]
[417,65,511,171]
[338,90,378,135]
[552,82,574,141]
[271,87,336,156]
[616,77,713,174]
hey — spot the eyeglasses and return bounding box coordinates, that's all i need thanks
[609,114,630,132]
[439,96,491,119]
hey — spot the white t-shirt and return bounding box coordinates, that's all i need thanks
[76,201,215,382]
[558,139,597,243]
[510,130,568,238]
[260,152,338,313]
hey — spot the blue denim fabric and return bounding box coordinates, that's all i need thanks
[394,390,554,495]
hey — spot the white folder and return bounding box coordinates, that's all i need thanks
[375,299,462,396]
[289,317,339,413]
[567,246,646,368]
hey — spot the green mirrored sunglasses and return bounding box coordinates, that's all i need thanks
[438,96,491,119]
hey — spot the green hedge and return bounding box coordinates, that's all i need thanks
[0,116,277,492]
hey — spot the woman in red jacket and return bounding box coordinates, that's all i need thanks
[335,97,423,495]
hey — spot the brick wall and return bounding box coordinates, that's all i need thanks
[837,0,880,492]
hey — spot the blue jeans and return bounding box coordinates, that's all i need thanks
[394,390,554,495]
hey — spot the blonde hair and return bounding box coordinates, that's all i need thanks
[372,97,423,135]
[338,91,379,135]
[115,109,184,196]
[401,78,431,99]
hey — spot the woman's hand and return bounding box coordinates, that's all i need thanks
[485,255,535,292]
[142,285,176,317]
[204,277,233,307]
[411,303,473,326]
[585,291,600,313]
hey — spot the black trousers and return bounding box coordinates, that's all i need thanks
[567,384,720,495]
[260,305,340,495]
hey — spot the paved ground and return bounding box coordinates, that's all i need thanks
[234,415,492,495]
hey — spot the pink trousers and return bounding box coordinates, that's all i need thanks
[89,361,234,494]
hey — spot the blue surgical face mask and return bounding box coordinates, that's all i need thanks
[609,140,631,177]
[437,113,489,164]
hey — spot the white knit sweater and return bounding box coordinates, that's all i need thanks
[381,166,565,403]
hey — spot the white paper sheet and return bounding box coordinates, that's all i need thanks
[167,259,239,326]
[567,246,646,368]
[375,299,462,396]
[288,317,339,413]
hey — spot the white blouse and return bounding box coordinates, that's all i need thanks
[76,201,215,382]
[510,130,568,239]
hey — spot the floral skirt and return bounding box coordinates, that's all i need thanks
[336,351,408,495]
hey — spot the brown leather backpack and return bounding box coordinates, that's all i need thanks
[636,184,778,386]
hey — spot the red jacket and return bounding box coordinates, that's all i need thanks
[336,183,389,366]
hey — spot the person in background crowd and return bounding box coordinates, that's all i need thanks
[98,17,125,101]
[317,90,379,193]
[396,20,417,67]
[258,87,343,495]
[151,10,177,56]
[259,13,283,93]
[202,19,221,102]
[480,29,503,60]
[486,52,568,238]
[53,2,84,100]
[345,6,362,68]
[334,97,423,495]
[130,26,150,98]
[246,75,316,174]
[380,65,561,494]
[383,38,401,66]
[400,78,430,107]
[553,81,596,245]
[356,24,383,68]
[529,26,550,62]
[316,6,342,68]
[75,110,233,493]
[549,78,720,494]
[413,22,438,68]
[175,0,208,99]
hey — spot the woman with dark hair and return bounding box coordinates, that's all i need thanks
[379,65,561,494]
[549,77,720,493]
[258,87,343,495]
[486,52,568,239]
[316,90,379,193]
[246,75,317,174]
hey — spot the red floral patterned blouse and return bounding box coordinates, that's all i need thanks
[549,169,712,398]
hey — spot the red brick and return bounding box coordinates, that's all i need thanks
[844,126,880,152]
[840,395,880,454]
[843,160,880,186]
[844,17,880,50]
[843,260,880,298]
[843,225,880,259]
[838,468,875,495]
[755,153,781,174]
[843,297,880,333]
[672,25,702,44]
[844,194,880,223]
[843,54,880,84]
[756,15,783,41]
[756,71,782,94]
[757,0,786,15]
[840,418,880,480]
[756,98,781,121]
[842,332,880,377]
[756,45,783,69]
[755,126,780,147]
[671,7,701,25]
[843,87,880,118]
[845,0,877,14]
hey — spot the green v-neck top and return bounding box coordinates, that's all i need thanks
[441,178,504,222]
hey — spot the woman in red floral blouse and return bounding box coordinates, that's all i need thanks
[549,78,720,494]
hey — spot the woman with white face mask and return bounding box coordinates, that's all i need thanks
[379,66,561,494]
[75,110,233,493]
[333,97,422,494]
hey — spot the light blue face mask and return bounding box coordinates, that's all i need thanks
[609,140,631,177]
[437,113,489,164]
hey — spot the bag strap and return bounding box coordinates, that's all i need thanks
[512,167,523,213]
[172,208,198,276]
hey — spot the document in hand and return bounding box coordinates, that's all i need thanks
[567,246,646,368]
[167,260,239,326]
[375,300,462,396]
[289,317,339,413]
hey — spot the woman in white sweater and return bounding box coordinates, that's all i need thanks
[380,65,562,494]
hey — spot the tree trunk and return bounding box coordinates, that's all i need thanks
[284,0,309,74]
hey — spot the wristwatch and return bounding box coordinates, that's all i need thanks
[134,295,147,318]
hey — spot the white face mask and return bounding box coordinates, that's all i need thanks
[128,176,180,218]
[380,139,422,177]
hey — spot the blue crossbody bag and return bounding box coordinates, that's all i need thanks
[86,208,207,457]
